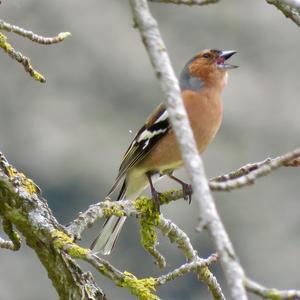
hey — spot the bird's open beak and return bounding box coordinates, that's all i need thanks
[216,50,238,70]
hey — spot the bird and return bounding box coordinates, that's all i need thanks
[91,49,237,255]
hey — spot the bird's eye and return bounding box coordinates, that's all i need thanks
[203,53,211,59]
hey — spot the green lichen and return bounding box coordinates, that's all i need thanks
[0,32,13,52]
[5,165,39,195]
[52,230,90,259]
[134,197,160,250]
[134,196,160,220]
[2,218,21,250]
[58,32,72,40]
[159,189,179,205]
[264,290,283,300]
[31,70,45,83]
[0,32,45,83]
[120,271,159,300]
[103,202,125,218]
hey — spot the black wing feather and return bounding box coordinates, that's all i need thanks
[107,104,170,196]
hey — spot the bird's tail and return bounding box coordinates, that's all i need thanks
[90,179,128,255]
[90,215,127,255]
[90,173,151,255]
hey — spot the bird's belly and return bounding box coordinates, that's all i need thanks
[137,93,222,174]
[135,130,183,174]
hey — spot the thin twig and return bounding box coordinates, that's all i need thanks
[84,253,125,282]
[158,216,225,299]
[128,1,247,299]
[156,253,218,285]
[2,218,21,251]
[266,0,300,27]
[0,236,15,250]
[66,191,181,239]
[0,19,71,44]
[158,216,196,260]
[245,277,300,300]
[210,148,300,191]
[148,0,220,5]
[0,32,45,82]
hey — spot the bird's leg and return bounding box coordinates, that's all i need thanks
[167,173,192,204]
[146,172,161,212]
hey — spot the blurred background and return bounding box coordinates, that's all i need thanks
[0,0,300,299]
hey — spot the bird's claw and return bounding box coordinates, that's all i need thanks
[182,183,192,204]
[151,189,162,213]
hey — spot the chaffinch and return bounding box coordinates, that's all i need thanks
[91,49,237,255]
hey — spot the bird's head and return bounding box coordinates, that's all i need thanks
[180,49,237,91]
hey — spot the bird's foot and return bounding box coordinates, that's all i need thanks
[182,183,192,204]
[151,189,162,213]
[146,172,162,213]
[167,173,193,204]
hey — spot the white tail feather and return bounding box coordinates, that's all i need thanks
[91,216,127,255]
[90,173,154,255]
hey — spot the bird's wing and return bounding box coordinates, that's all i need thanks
[107,103,170,196]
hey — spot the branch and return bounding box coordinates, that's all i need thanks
[0,20,70,82]
[158,216,225,299]
[156,253,218,285]
[266,0,300,27]
[210,148,300,191]
[0,19,71,44]
[84,253,125,282]
[0,152,222,300]
[66,190,181,240]
[1,217,21,251]
[128,1,247,299]
[84,229,221,300]
[148,0,220,5]
[0,152,106,299]
[0,32,46,82]
[245,278,300,300]
[0,236,15,250]
[69,195,224,298]
[68,148,300,243]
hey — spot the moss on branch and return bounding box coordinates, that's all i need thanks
[120,271,159,300]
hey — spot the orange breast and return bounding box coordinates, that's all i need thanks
[137,88,223,173]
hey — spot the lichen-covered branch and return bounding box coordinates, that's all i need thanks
[245,278,300,300]
[0,20,70,82]
[69,195,224,299]
[84,217,222,299]
[0,236,15,250]
[156,253,218,285]
[68,148,300,244]
[1,217,21,251]
[158,216,196,260]
[266,0,300,27]
[85,254,159,300]
[0,32,46,82]
[158,217,225,299]
[2,148,299,300]
[148,0,220,5]
[134,197,166,268]
[66,190,180,240]
[210,148,300,191]
[0,151,223,300]
[0,153,106,300]
[128,1,247,299]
